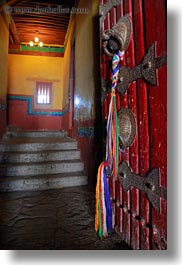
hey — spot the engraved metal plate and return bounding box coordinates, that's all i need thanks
[116,43,167,95]
[102,16,132,56]
[99,0,121,27]
[118,160,167,212]
[118,108,136,149]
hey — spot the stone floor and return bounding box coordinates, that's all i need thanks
[0,186,131,250]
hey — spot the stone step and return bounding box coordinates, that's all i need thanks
[0,138,77,152]
[0,131,87,191]
[0,150,80,164]
[0,160,84,177]
[0,172,88,192]
[6,130,67,138]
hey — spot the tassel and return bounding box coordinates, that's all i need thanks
[95,161,112,238]
[95,50,124,238]
[106,88,119,180]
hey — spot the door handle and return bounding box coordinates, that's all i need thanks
[102,15,132,56]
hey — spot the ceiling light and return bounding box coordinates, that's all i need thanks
[29,35,43,47]
[39,42,43,47]
[34,36,39,43]
[29,41,34,47]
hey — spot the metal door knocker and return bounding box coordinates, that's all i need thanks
[118,108,136,149]
[102,15,132,56]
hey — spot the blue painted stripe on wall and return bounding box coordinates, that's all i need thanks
[8,95,69,117]
[77,122,94,138]
[0,103,7,111]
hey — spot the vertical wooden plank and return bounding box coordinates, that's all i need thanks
[117,0,130,246]
[116,0,123,19]
[116,0,128,241]
[100,0,107,120]
[143,0,167,250]
[101,0,116,230]
[104,6,112,119]
[100,0,111,118]
[101,0,112,159]
[124,0,140,250]
[116,0,124,236]
[110,5,119,231]
[133,0,150,249]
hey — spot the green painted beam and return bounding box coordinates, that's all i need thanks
[21,45,64,53]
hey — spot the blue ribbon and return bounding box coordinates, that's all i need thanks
[103,166,112,232]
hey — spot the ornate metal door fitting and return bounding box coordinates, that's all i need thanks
[118,160,167,212]
[102,15,132,56]
[99,0,121,27]
[116,43,167,96]
[118,108,136,149]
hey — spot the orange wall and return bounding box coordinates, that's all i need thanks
[7,55,65,130]
[8,54,64,110]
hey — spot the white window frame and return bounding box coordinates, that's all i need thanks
[35,81,52,108]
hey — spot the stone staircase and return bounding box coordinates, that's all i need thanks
[0,130,88,192]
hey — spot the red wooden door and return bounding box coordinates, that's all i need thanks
[99,0,167,250]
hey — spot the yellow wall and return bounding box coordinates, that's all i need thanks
[62,0,99,120]
[8,55,64,109]
[75,0,94,118]
[0,15,9,98]
[62,15,75,109]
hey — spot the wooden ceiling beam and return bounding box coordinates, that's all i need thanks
[17,28,66,32]
[4,0,77,47]
[14,18,68,25]
[15,24,68,30]
[20,32,66,37]
[13,19,69,26]
[9,32,15,44]
[20,36,66,41]
[20,33,66,37]
[9,16,21,44]
[12,13,70,19]
[14,20,69,27]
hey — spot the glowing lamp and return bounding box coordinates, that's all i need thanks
[39,42,43,47]
[34,36,39,43]
[29,41,34,47]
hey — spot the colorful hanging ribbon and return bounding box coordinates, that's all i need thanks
[106,88,119,180]
[95,161,112,238]
[111,51,124,90]
[95,50,124,238]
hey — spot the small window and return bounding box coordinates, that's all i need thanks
[36,82,52,105]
